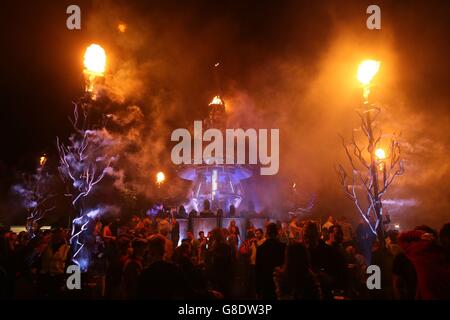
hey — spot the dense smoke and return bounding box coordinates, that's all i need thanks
[62,0,450,229]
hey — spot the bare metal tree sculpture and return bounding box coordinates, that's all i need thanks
[57,101,116,270]
[13,161,56,238]
[337,105,404,247]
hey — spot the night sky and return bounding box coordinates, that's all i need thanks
[1,0,449,227]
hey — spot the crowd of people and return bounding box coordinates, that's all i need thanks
[1,205,449,300]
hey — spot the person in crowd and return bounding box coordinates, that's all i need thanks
[273,243,322,299]
[173,241,193,271]
[228,219,240,244]
[170,214,180,248]
[386,230,402,256]
[246,221,255,235]
[338,216,354,245]
[93,220,102,237]
[324,224,350,298]
[105,237,130,299]
[102,221,116,241]
[302,221,340,299]
[122,238,146,299]
[200,200,215,218]
[138,235,187,299]
[177,205,187,219]
[239,230,255,262]
[289,215,302,242]
[157,218,173,261]
[344,244,368,299]
[255,223,286,299]
[243,228,264,298]
[392,243,417,300]
[279,222,290,244]
[397,225,450,299]
[249,228,266,270]
[322,216,336,231]
[198,231,208,264]
[356,220,376,264]
[206,228,233,298]
[39,229,70,299]
[229,205,236,217]
[185,231,199,262]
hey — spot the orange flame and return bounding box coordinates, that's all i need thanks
[209,96,223,106]
[39,155,47,167]
[118,23,127,33]
[156,171,165,184]
[84,44,106,76]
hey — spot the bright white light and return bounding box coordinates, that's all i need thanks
[357,60,380,85]
[84,44,106,75]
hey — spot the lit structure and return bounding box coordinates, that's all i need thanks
[338,59,404,251]
[177,96,253,212]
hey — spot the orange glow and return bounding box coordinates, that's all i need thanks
[357,60,380,85]
[375,148,386,160]
[39,155,47,167]
[209,96,223,106]
[83,44,106,76]
[156,171,165,184]
[118,23,127,33]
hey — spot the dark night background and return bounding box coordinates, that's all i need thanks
[0,0,449,228]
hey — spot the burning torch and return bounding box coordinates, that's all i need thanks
[83,44,106,97]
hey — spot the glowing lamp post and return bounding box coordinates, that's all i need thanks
[83,44,106,95]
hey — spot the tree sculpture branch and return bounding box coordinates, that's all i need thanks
[337,108,404,240]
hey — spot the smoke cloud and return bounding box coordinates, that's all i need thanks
[74,0,449,229]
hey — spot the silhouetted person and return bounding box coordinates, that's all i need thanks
[177,205,187,219]
[200,200,215,217]
[206,228,233,298]
[302,221,341,299]
[216,208,223,227]
[138,235,187,299]
[398,226,450,299]
[274,243,322,299]
[255,223,285,299]
[122,239,146,299]
[171,215,180,248]
[229,205,236,217]
[325,224,350,297]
